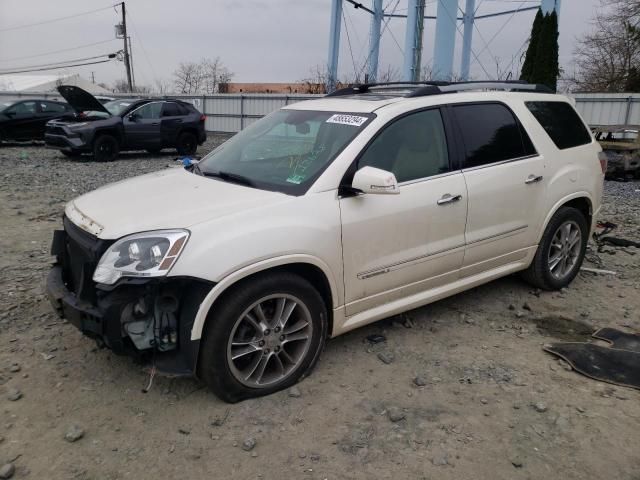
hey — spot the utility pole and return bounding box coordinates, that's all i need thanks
[121,2,133,92]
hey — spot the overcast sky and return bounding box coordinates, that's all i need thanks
[0,0,604,89]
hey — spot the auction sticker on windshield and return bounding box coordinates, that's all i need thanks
[326,114,368,127]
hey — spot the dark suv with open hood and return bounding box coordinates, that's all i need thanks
[45,85,207,161]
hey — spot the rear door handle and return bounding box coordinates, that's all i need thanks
[151,122,159,126]
[437,193,462,205]
[525,174,543,184]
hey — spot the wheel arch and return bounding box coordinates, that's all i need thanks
[189,255,339,342]
[538,193,593,244]
[93,127,122,146]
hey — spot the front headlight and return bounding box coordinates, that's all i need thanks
[93,230,189,285]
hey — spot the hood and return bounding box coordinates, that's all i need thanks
[57,85,110,115]
[66,168,289,239]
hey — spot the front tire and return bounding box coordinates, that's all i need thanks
[93,135,119,162]
[199,272,328,403]
[522,206,589,290]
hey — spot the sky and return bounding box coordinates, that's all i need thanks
[0,0,604,90]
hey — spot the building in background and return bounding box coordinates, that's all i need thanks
[0,74,110,95]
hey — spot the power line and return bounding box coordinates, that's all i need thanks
[125,10,156,83]
[0,53,119,74]
[0,5,117,33]
[0,58,115,75]
[342,9,359,80]
[0,39,118,63]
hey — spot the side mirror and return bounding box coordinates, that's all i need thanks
[128,113,139,122]
[351,166,399,195]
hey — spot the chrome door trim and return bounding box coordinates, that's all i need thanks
[357,243,465,280]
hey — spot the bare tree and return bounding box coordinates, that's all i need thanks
[154,78,173,95]
[173,58,233,94]
[299,65,329,94]
[376,64,401,83]
[571,1,640,92]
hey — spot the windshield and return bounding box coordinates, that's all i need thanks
[104,100,134,115]
[198,109,373,195]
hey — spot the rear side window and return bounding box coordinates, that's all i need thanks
[526,101,592,149]
[40,102,67,113]
[453,103,536,168]
[162,102,182,117]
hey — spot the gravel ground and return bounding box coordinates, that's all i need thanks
[0,141,639,479]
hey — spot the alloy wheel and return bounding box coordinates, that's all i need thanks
[547,220,582,280]
[226,294,313,388]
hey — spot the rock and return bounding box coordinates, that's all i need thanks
[532,402,548,413]
[523,302,532,311]
[178,427,191,435]
[377,351,395,364]
[7,389,22,401]
[511,457,524,468]
[387,406,405,422]
[242,437,257,451]
[480,398,488,405]
[0,463,14,479]
[508,304,516,310]
[515,311,525,319]
[8,364,20,373]
[432,454,448,466]
[288,386,301,398]
[310,453,320,462]
[413,376,427,387]
[64,425,85,442]
[365,334,386,344]
[576,406,586,413]
[250,452,258,458]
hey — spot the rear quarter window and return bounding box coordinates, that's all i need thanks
[525,101,592,150]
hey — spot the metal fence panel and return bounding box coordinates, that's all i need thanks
[573,94,640,126]
[8,90,640,133]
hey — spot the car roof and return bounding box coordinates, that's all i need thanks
[283,81,568,114]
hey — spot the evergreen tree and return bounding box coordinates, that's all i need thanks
[520,9,560,92]
[520,9,544,83]
[535,11,560,91]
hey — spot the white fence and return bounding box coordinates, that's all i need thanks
[2,90,639,132]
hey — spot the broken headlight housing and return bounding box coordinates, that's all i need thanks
[93,230,189,285]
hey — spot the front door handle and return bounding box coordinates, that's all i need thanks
[437,193,462,205]
[525,174,543,184]
[151,122,160,126]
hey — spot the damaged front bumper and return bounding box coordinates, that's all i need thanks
[46,223,212,376]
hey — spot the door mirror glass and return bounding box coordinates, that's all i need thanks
[351,166,399,195]
[128,113,139,122]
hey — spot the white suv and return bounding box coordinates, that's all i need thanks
[47,81,605,402]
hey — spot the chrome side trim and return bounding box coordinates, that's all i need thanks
[357,243,465,280]
[466,225,528,246]
[461,154,541,173]
[397,170,462,187]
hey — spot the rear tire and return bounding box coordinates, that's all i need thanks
[176,131,197,156]
[522,206,589,290]
[198,272,328,403]
[93,135,119,162]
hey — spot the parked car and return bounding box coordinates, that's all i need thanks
[45,85,207,160]
[46,81,605,402]
[592,124,640,179]
[0,98,72,142]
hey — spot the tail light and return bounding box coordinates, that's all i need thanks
[199,114,206,122]
[598,151,608,174]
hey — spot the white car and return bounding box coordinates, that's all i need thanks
[47,81,605,402]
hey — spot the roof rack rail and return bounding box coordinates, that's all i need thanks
[326,80,554,98]
[326,81,449,97]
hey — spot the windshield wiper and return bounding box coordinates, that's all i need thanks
[201,169,255,187]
